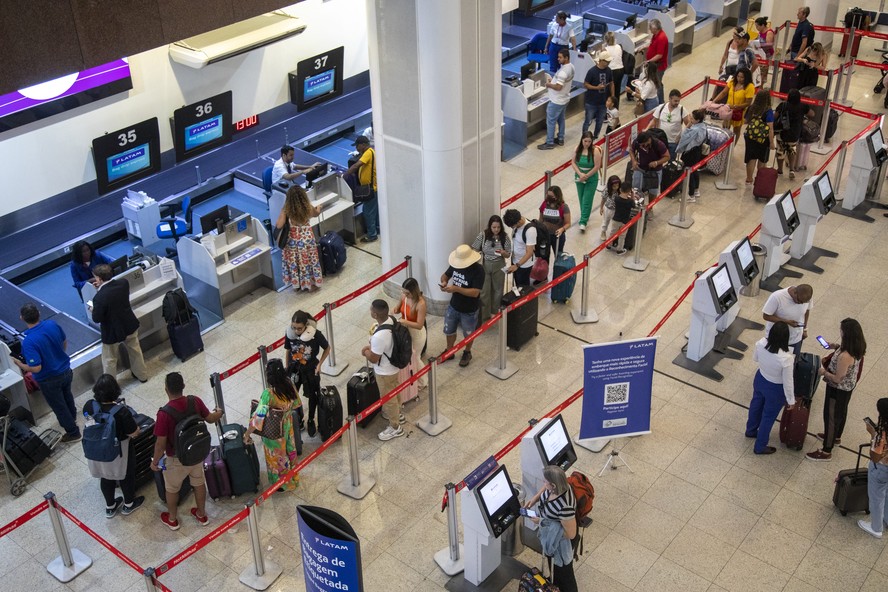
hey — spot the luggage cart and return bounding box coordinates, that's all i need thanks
[0,415,62,496]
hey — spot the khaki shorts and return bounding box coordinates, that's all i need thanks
[164,455,205,493]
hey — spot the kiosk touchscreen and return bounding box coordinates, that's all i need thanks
[814,172,836,213]
[729,237,758,287]
[199,206,231,235]
[707,264,737,315]
[776,192,800,235]
[688,264,738,361]
[533,414,577,472]
[473,464,521,539]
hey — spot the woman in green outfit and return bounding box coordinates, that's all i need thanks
[571,131,602,232]
[245,359,301,491]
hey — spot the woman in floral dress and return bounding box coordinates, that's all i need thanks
[244,359,301,491]
[276,185,322,292]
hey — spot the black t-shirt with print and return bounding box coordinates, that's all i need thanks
[444,263,485,313]
[284,329,329,373]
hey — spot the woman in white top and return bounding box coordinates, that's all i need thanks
[632,62,661,113]
[745,321,796,454]
[603,32,624,107]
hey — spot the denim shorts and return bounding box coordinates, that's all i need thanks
[443,305,478,337]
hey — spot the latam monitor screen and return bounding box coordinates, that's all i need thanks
[173,91,233,162]
[92,118,161,194]
[294,47,344,111]
[107,143,150,183]
[304,69,336,102]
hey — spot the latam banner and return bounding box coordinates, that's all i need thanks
[297,505,363,591]
[579,338,657,440]
[606,112,654,166]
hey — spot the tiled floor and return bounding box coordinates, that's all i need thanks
[4,8,888,591]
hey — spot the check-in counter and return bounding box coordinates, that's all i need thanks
[502,70,584,158]
[81,256,184,351]
[177,213,274,320]
[267,172,357,243]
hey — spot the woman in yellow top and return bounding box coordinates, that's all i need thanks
[712,67,755,143]
[393,277,428,403]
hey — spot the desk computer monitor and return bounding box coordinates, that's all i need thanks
[224,213,252,245]
[109,255,129,277]
[199,205,231,235]
[775,191,800,235]
[706,264,738,315]
[729,237,759,287]
[473,464,521,539]
[304,162,329,189]
[812,171,836,213]
[533,414,577,472]
[520,61,537,81]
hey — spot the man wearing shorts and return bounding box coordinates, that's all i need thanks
[439,245,484,367]
[151,373,223,530]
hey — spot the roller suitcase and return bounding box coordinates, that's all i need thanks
[704,124,731,175]
[518,567,558,591]
[825,110,839,143]
[753,163,778,200]
[347,368,380,427]
[219,423,260,495]
[833,444,870,516]
[319,231,347,275]
[204,446,233,501]
[779,400,810,450]
[794,352,821,401]
[168,317,203,362]
[130,412,156,488]
[317,386,344,441]
[154,470,192,503]
[796,141,812,169]
[779,62,800,93]
[550,252,576,303]
[660,159,684,197]
[502,286,538,351]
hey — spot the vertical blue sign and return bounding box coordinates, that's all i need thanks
[579,338,657,440]
[297,506,363,591]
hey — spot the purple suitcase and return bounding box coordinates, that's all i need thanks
[203,446,233,501]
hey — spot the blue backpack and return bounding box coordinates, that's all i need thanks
[82,401,123,462]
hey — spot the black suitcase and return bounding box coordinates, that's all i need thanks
[793,352,821,402]
[131,412,156,488]
[2,418,51,465]
[799,86,827,126]
[347,368,381,427]
[168,317,204,362]
[219,423,261,495]
[502,286,538,351]
[833,444,870,516]
[317,386,344,441]
[825,110,839,143]
[154,470,192,503]
[660,159,684,197]
[779,62,800,93]
[319,231,347,275]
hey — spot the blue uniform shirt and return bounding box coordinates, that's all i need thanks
[21,319,70,381]
[69,250,113,291]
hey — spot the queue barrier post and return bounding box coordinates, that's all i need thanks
[701,75,710,104]
[284,127,289,145]
[321,302,348,377]
[210,372,226,439]
[238,499,282,591]
[337,416,376,499]
[813,71,835,154]
[405,255,413,279]
[258,345,268,389]
[543,170,553,196]
[44,493,92,583]
[771,58,779,90]
[255,139,261,160]
[143,568,158,592]
[714,140,738,191]
[194,165,202,186]
[485,306,519,380]
[623,195,650,272]
[571,255,598,324]
[434,482,465,576]
[833,140,849,200]
[781,20,791,62]
[417,357,453,436]
[842,29,856,104]
[668,169,695,229]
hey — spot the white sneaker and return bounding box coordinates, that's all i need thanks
[579,224,586,233]
[693,189,700,198]
[600,231,607,241]
[378,426,404,441]
[687,197,697,203]
[858,519,883,539]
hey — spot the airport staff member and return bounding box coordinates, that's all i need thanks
[90,264,149,383]
[272,145,321,187]
[69,240,112,300]
[544,11,577,73]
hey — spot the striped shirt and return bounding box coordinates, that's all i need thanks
[471,231,511,262]
[539,487,576,521]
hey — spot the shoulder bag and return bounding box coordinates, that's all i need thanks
[250,396,286,440]
[273,220,290,249]
[353,149,375,202]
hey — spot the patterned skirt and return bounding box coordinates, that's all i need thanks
[282,224,323,290]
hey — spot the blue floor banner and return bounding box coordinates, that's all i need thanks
[297,505,363,591]
[579,337,657,440]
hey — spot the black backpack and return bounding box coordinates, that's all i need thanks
[161,396,211,466]
[518,220,551,261]
[162,288,197,326]
[374,316,413,369]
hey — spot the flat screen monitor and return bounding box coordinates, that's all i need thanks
[1,58,132,133]
[172,91,233,162]
[730,237,758,286]
[224,213,252,244]
[109,255,129,277]
[533,414,577,472]
[292,47,344,112]
[813,171,836,213]
[304,162,329,188]
[775,191,799,235]
[474,464,520,539]
[92,118,161,194]
[199,205,231,235]
[707,264,737,314]
[520,62,537,80]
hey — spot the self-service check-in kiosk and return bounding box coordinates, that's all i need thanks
[844,127,888,213]
[460,462,522,585]
[760,191,800,281]
[687,264,739,361]
[789,171,837,267]
[519,415,577,552]
[716,237,759,332]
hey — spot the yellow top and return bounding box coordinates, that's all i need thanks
[358,147,376,190]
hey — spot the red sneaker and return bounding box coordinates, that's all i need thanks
[190,507,209,526]
[160,512,180,531]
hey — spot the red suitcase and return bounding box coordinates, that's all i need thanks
[779,400,810,450]
[203,446,233,501]
[753,164,778,200]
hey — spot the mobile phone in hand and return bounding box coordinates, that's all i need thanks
[865,417,877,431]
[520,508,537,518]
[816,336,830,349]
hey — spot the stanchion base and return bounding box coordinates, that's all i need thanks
[759,267,803,293]
[337,475,376,500]
[485,362,519,380]
[434,546,465,576]
[835,199,888,223]
[714,181,738,190]
[811,144,833,155]
[672,348,741,382]
[571,309,599,324]
[239,560,283,591]
[714,317,765,355]
[668,215,694,229]
[417,413,453,436]
[787,246,840,274]
[47,549,92,583]
[622,258,650,271]
[574,436,610,452]
[321,360,349,377]
[445,556,530,591]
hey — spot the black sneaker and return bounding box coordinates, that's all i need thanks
[61,432,82,443]
[131,372,148,383]
[120,496,144,516]
[360,236,378,243]
[537,143,555,150]
[555,139,564,146]
[307,419,317,438]
[106,496,124,519]
[459,351,472,367]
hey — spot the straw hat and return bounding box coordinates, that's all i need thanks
[448,244,481,269]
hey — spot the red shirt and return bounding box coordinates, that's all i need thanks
[646,30,669,72]
[154,395,211,457]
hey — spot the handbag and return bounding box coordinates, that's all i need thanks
[352,149,375,202]
[250,399,286,440]
[530,257,549,283]
[273,220,290,249]
[634,99,644,117]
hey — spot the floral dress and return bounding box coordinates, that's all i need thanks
[282,222,323,291]
[250,388,300,491]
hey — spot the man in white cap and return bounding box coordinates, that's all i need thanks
[439,245,485,367]
[583,51,614,139]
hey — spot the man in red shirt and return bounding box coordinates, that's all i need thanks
[645,19,669,104]
[150,373,223,530]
